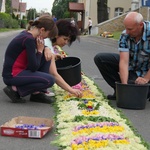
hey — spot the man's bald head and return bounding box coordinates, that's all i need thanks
[123,12,144,40]
[124,12,143,24]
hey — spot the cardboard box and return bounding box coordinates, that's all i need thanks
[0,116,54,138]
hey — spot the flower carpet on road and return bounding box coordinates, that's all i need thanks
[52,75,149,150]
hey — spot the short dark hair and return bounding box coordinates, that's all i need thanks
[52,19,79,46]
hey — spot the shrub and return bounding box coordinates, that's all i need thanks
[11,19,20,28]
[0,12,19,28]
[0,13,11,28]
[21,19,27,28]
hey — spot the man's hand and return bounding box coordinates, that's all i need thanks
[135,77,149,84]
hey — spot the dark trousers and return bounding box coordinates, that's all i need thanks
[94,53,146,92]
[89,26,92,35]
[3,55,55,97]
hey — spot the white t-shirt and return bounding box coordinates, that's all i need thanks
[71,20,75,26]
[44,38,54,53]
[89,20,92,27]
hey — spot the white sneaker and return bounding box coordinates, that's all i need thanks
[45,91,55,97]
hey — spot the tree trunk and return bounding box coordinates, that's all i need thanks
[97,0,108,23]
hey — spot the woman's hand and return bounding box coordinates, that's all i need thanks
[55,53,65,60]
[70,88,82,98]
[36,36,44,53]
[44,47,53,61]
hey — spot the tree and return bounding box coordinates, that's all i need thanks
[27,8,37,21]
[52,0,77,20]
[5,0,11,14]
[97,0,108,23]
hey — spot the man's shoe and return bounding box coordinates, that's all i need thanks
[107,92,116,100]
[3,86,26,103]
[30,93,55,104]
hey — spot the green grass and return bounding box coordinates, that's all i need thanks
[112,31,122,40]
[97,31,122,40]
[0,28,21,32]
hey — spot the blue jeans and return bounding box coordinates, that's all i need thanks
[3,56,55,97]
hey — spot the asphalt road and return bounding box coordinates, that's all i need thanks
[0,30,149,150]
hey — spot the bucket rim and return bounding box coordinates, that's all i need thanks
[115,81,150,87]
[56,57,81,70]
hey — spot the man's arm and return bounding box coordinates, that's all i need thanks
[119,51,129,84]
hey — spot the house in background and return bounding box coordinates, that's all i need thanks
[11,0,26,19]
[77,0,132,28]
[0,0,26,19]
[0,0,5,12]
[75,0,149,34]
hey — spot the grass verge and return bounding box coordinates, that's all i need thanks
[0,28,21,32]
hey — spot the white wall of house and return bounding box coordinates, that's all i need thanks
[78,0,98,28]
[0,0,5,12]
[131,0,141,10]
[78,0,132,29]
[108,0,131,19]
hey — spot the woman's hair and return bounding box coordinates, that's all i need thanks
[52,19,79,46]
[27,16,58,39]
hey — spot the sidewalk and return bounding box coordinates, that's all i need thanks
[0,30,23,37]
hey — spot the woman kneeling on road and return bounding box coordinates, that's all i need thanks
[2,16,82,103]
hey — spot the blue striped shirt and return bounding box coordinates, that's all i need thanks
[118,21,150,77]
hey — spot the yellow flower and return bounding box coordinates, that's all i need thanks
[113,139,129,144]
[82,110,99,115]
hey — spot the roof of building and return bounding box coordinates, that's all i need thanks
[19,2,26,12]
[11,0,26,12]
[69,2,84,12]
[12,0,19,9]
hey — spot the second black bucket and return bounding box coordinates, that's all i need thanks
[56,57,81,86]
[116,82,149,110]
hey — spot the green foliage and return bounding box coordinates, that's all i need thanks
[0,13,19,28]
[5,0,11,14]
[97,0,108,23]
[63,11,70,18]
[27,9,37,21]
[0,13,11,20]
[21,19,27,28]
[52,0,77,19]
[0,28,19,32]
[11,19,20,28]
[73,116,117,122]
[0,13,11,28]
[112,31,122,40]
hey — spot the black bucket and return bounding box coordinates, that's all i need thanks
[116,82,149,110]
[56,57,81,86]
